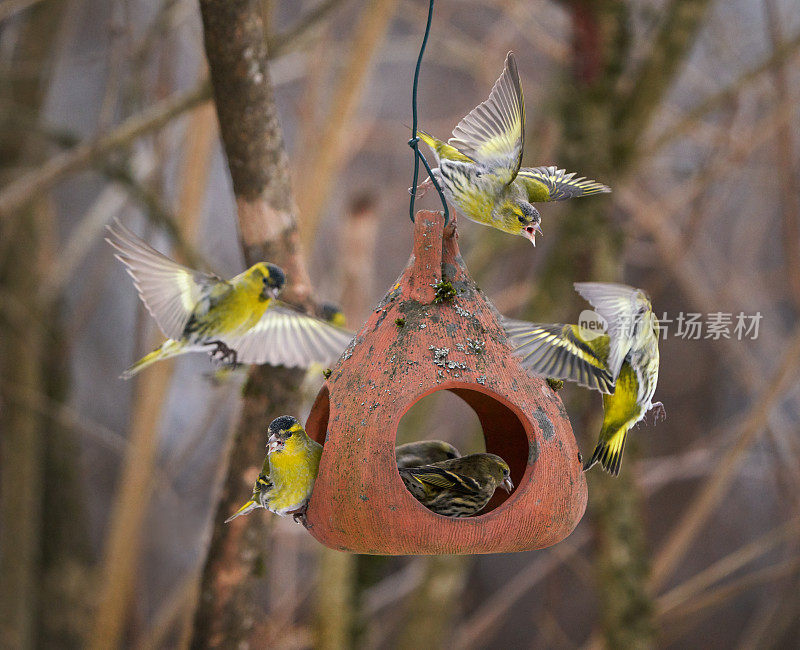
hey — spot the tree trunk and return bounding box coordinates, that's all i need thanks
[189,1,320,647]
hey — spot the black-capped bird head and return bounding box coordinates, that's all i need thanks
[320,303,346,328]
[267,415,303,454]
[497,199,542,245]
[260,263,286,300]
[516,202,542,246]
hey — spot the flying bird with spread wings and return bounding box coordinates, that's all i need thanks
[413,52,610,244]
[106,221,353,379]
[504,282,663,476]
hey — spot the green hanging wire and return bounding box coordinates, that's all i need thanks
[408,0,449,224]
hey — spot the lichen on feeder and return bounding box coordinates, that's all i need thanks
[303,210,586,555]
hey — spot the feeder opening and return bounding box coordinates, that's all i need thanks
[396,389,485,455]
[397,382,531,516]
[306,384,330,447]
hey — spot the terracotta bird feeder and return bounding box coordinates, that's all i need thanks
[304,210,586,554]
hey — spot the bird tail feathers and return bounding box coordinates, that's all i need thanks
[224,500,260,523]
[412,129,445,164]
[121,339,185,379]
[407,128,473,163]
[583,427,628,477]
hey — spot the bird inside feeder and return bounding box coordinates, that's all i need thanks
[302,210,586,555]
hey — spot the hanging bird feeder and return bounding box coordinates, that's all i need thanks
[303,210,586,554]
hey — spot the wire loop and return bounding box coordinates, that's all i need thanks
[408,0,449,224]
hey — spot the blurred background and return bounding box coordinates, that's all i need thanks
[1,0,799,647]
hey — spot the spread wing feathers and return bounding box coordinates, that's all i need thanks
[573,282,642,380]
[504,319,615,393]
[448,51,524,184]
[402,466,481,496]
[222,305,354,369]
[106,221,219,339]
[516,166,611,202]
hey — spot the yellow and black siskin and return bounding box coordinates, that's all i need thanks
[107,221,353,378]
[226,415,323,523]
[414,52,610,245]
[505,282,662,476]
[400,453,514,517]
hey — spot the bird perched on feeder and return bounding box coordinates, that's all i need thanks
[226,415,323,522]
[504,282,663,476]
[412,51,610,245]
[400,453,514,517]
[106,221,353,378]
[395,440,461,469]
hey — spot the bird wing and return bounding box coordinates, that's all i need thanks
[448,51,524,185]
[221,303,354,369]
[255,472,272,491]
[106,220,220,340]
[503,318,615,393]
[573,282,642,380]
[516,166,611,202]
[402,466,481,497]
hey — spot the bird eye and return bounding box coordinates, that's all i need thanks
[517,215,527,223]
[503,469,510,477]
[284,432,292,439]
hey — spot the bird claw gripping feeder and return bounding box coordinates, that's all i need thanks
[303,210,587,554]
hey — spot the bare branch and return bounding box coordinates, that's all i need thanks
[0,80,211,220]
[657,518,800,616]
[0,0,348,222]
[296,0,398,248]
[763,0,800,308]
[87,80,215,650]
[661,557,800,622]
[452,529,591,649]
[616,0,713,164]
[649,327,800,589]
[266,0,351,55]
[648,29,800,152]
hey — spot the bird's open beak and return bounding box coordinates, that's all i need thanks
[224,499,259,523]
[502,477,515,493]
[270,287,280,300]
[523,224,541,246]
[267,433,282,454]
